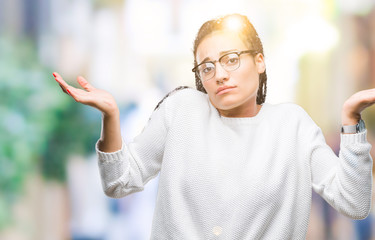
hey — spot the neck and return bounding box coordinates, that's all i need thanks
[218,102,262,118]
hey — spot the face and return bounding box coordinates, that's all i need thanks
[195,30,265,117]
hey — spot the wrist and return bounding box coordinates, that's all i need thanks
[103,108,120,119]
[341,107,361,126]
[341,119,366,134]
[341,116,360,126]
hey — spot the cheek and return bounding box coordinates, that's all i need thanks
[238,72,260,96]
[250,77,260,92]
[202,81,215,95]
[238,69,258,85]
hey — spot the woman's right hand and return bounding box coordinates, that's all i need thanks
[53,72,119,116]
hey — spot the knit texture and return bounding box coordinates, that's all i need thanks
[96,88,373,239]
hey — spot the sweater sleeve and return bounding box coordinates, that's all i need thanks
[308,119,373,219]
[95,97,170,198]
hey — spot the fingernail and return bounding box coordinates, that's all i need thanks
[67,89,71,95]
[53,73,56,77]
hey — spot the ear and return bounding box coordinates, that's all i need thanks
[255,53,265,74]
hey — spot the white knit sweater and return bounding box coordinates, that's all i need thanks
[96,88,373,239]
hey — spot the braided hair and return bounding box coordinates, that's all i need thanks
[192,14,267,105]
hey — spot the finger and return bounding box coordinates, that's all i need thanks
[367,88,375,100]
[77,76,95,91]
[66,86,91,103]
[53,72,70,89]
[65,87,78,101]
[59,84,69,95]
[360,89,375,103]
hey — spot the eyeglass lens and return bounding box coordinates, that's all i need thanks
[198,53,241,81]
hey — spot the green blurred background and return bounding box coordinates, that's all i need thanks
[1,0,375,239]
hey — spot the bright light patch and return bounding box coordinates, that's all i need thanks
[223,15,243,32]
[286,16,340,53]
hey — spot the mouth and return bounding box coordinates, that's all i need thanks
[216,85,236,95]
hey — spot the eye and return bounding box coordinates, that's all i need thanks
[199,63,215,75]
[203,66,214,73]
[223,54,239,66]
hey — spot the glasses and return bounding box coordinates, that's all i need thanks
[192,50,257,82]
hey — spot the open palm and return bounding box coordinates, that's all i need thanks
[342,88,375,125]
[53,72,119,116]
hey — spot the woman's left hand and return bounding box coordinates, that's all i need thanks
[342,88,375,125]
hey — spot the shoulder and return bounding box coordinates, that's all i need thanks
[264,102,319,138]
[267,102,307,114]
[154,87,207,111]
[168,86,206,101]
[265,102,314,122]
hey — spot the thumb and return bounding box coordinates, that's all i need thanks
[77,76,95,91]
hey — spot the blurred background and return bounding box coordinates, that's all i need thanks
[1,0,375,239]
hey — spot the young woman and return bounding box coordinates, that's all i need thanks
[54,14,374,239]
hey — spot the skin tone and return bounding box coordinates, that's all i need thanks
[53,72,122,152]
[342,89,375,126]
[195,30,375,129]
[54,30,375,151]
[196,30,265,118]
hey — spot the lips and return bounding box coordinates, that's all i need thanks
[216,85,236,95]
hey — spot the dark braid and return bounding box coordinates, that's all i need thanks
[154,14,267,111]
[192,14,267,104]
[153,86,190,111]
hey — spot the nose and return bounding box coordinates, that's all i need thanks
[214,62,229,84]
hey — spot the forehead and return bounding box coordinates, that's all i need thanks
[196,30,248,63]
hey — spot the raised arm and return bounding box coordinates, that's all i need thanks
[53,72,122,152]
[342,88,375,126]
[309,88,375,219]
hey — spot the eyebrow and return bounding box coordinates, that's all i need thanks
[199,49,238,64]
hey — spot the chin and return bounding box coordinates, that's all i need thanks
[214,99,241,111]
[214,93,257,110]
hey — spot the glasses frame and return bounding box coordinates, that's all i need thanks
[192,50,258,82]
